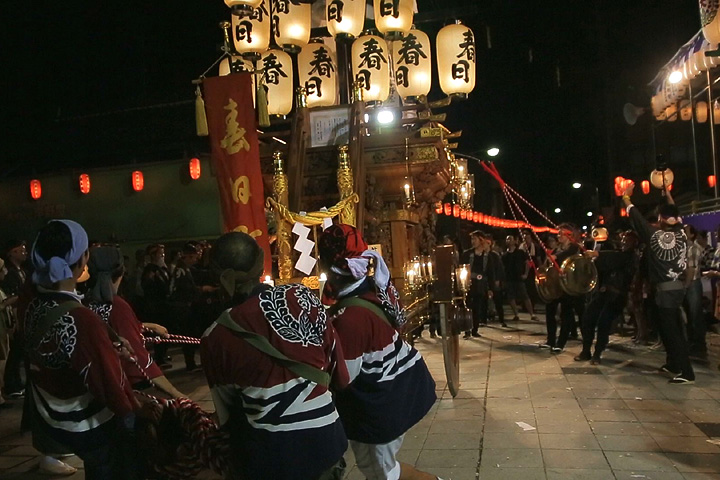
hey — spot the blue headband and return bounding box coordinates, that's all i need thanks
[31,219,89,287]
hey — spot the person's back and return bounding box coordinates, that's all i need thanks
[201,232,348,480]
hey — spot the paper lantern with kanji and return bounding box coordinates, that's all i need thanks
[709,175,717,188]
[665,103,678,122]
[132,171,144,192]
[699,0,720,45]
[696,101,709,123]
[231,0,271,54]
[437,22,476,97]
[189,158,201,180]
[452,204,460,217]
[298,38,338,108]
[641,180,650,194]
[79,174,91,195]
[393,29,432,99]
[680,99,693,121]
[219,56,256,106]
[226,0,262,15]
[326,0,365,38]
[352,34,390,102]
[444,202,451,216]
[273,0,311,50]
[460,209,467,220]
[262,49,294,115]
[30,179,42,200]
[373,0,413,36]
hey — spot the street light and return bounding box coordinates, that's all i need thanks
[572,182,582,189]
[487,147,500,157]
[586,211,593,217]
[554,207,561,213]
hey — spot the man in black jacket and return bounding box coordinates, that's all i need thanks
[621,184,694,384]
[461,231,505,338]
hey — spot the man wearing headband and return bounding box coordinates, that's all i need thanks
[622,184,695,384]
[541,223,584,353]
[318,224,440,480]
[24,220,141,479]
[201,232,349,480]
[85,245,184,398]
[141,243,172,368]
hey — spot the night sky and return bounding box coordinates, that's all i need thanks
[4,1,703,222]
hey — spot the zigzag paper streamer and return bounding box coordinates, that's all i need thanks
[292,222,316,275]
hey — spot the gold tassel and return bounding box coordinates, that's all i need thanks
[256,77,270,128]
[195,85,209,137]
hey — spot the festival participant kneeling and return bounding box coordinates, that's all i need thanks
[201,232,349,480]
[318,224,441,480]
[85,245,185,398]
[24,220,141,479]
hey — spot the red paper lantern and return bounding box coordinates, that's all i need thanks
[614,176,625,197]
[444,202,452,216]
[641,180,650,195]
[435,202,443,214]
[460,209,467,220]
[709,175,717,188]
[666,184,673,192]
[620,208,628,217]
[189,158,201,180]
[79,173,91,194]
[452,204,460,217]
[29,179,42,200]
[132,171,144,192]
[473,212,479,222]
[467,209,474,220]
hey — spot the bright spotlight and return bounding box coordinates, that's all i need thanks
[487,147,500,157]
[668,70,683,84]
[586,211,593,217]
[376,109,395,125]
[572,182,582,189]
[554,207,561,214]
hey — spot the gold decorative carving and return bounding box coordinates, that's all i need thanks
[272,152,294,283]
[336,145,356,226]
[266,194,359,226]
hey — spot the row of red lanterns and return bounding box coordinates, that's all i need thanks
[614,177,673,196]
[434,202,559,233]
[28,159,202,200]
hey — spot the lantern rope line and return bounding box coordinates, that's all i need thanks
[266,194,358,226]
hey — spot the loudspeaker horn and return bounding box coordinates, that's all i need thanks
[623,103,647,125]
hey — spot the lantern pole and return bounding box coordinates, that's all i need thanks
[708,69,719,198]
[335,34,354,105]
[273,151,294,284]
[688,82,701,199]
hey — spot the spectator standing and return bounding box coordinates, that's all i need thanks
[503,234,538,322]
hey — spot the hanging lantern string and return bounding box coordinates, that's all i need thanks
[192,52,231,85]
[500,184,562,273]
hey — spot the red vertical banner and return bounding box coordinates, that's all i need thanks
[203,73,271,275]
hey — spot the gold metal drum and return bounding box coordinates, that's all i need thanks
[559,254,598,296]
[535,264,563,303]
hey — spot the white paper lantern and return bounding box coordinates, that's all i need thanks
[225,0,263,15]
[666,103,678,122]
[680,99,692,121]
[393,29,432,99]
[326,0,365,38]
[298,39,338,107]
[437,22,476,96]
[352,34,390,102]
[272,0,311,50]
[651,94,666,117]
[696,100,709,123]
[684,59,698,81]
[699,0,720,46]
[232,0,271,54]
[219,56,257,106]
[714,100,720,124]
[262,49,294,115]
[373,0,413,36]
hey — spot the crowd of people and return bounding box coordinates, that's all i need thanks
[0,221,444,480]
[444,184,718,385]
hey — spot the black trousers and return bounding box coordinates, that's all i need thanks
[546,295,580,348]
[581,292,625,356]
[656,304,695,379]
[491,289,505,324]
[468,293,489,333]
[3,333,25,393]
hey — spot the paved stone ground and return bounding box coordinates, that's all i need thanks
[2,313,720,479]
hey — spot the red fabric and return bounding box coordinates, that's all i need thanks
[28,301,136,417]
[202,286,348,393]
[203,73,271,276]
[110,296,163,384]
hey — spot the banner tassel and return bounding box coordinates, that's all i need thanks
[256,78,271,128]
[195,85,209,137]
